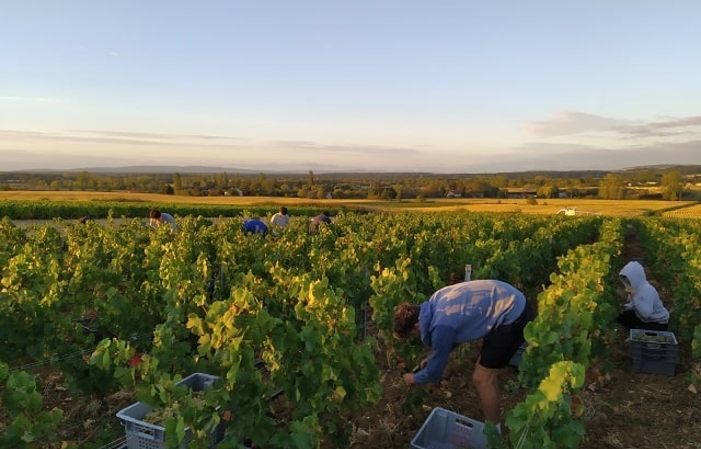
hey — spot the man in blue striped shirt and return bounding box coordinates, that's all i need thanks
[394,279,534,425]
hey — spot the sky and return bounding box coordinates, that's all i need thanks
[1,0,700,173]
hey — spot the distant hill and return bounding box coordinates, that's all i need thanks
[620,164,701,173]
[28,165,367,175]
[70,165,266,174]
[4,164,701,177]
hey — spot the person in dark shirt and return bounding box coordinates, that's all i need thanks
[309,211,332,233]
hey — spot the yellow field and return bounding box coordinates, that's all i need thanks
[662,203,701,218]
[353,198,697,217]
[0,190,697,217]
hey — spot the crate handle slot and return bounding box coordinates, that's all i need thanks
[134,429,158,441]
[455,417,476,430]
[642,347,666,358]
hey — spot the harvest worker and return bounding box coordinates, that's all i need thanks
[270,206,291,230]
[394,280,535,426]
[243,218,268,236]
[149,209,177,232]
[617,261,669,331]
[308,211,332,233]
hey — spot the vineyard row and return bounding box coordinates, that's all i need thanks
[0,213,699,448]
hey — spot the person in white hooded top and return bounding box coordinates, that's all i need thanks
[616,261,669,331]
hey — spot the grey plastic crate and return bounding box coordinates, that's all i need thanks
[629,329,678,376]
[116,373,223,449]
[410,407,487,449]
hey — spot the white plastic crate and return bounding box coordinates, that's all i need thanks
[411,407,487,449]
[116,373,223,449]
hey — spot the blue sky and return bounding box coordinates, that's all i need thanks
[1,0,700,173]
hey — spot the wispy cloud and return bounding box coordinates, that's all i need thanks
[617,116,701,138]
[1,129,248,148]
[0,149,138,171]
[108,50,119,57]
[271,139,422,156]
[523,111,701,140]
[522,111,633,137]
[0,96,61,103]
[1,129,431,172]
[495,140,701,171]
[4,124,698,174]
[75,130,248,142]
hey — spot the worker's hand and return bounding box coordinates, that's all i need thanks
[403,372,414,386]
[411,357,428,373]
[622,302,633,311]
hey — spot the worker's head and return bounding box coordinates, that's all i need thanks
[393,302,421,340]
[619,274,635,294]
[619,274,631,288]
[280,206,288,215]
[619,260,646,293]
[149,209,162,220]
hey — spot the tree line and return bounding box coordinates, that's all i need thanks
[0,166,698,201]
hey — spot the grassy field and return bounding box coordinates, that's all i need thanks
[0,190,697,217]
[352,198,697,216]
[662,203,701,218]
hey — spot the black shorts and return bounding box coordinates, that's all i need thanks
[616,310,668,331]
[480,302,535,369]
